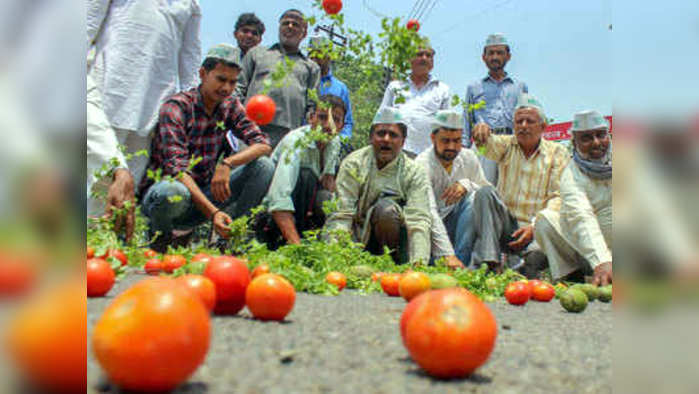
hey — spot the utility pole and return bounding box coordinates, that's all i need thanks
[313,24,347,47]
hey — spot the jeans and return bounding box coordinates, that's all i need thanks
[443,194,475,264]
[141,157,274,236]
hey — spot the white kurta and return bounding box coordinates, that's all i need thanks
[535,161,611,279]
[380,76,451,155]
[87,0,202,135]
[416,148,490,257]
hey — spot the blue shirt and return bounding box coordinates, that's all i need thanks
[464,73,528,146]
[318,69,354,139]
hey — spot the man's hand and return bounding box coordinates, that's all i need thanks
[472,122,491,146]
[508,225,534,251]
[444,255,465,270]
[105,168,135,241]
[211,164,231,202]
[441,182,467,205]
[320,174,336,193]
[592,262,612,286]
[212,210,233,238]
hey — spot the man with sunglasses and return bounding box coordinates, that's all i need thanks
[325,107,432,265]
[260,94,346,247]
[237,9,320,148]
[535,110,612,285]
[233,13,265,61]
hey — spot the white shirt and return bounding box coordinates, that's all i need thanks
[87,0,202,135]
[380,76,451,155]
[417,148,490,257]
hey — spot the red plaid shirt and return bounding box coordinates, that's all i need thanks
[140,87,270,195]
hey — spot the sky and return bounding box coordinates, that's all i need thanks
[199,0,699,122]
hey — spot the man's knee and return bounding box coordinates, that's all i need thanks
[248,156,275,180]
[371,199,402,244]
[534,212,556,244]
[473,185,496,206]
[142,181,190,217]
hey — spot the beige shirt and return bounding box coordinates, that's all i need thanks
[325,146,432,263]
[483,134,570,227]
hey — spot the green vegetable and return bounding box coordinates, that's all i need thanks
[560,289,588,313]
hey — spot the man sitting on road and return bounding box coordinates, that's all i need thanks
[259,94,346,248]
[139,44,274,252]
[471,94,569,276]
[535,110,612,285]
[325,107,432,265]
[416,109,490,269]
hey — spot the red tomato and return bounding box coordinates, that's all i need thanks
[526,279,543,293]
[0,253,37,297]
[245,95,276,125]
[162,255,187,273]
[144,259,162,275]
[245,273,296,321]
[371,272,385,282]
[87,258,115,297]
[322,0,342,14]
[204,256,251,315]
[191,253,212,263]
[325,271,347,291]
[531,282,555,302]
[504,281,530,305]
[143,249,158,258]
[102,249,127,267]
[399,272,431,301]
[177,275,217,312]
[406,19,420,32]
[402,288,497,378]
[92,278,210,392]
[87,246,95,259]
[251,263,271,279]
[381,273,402,297]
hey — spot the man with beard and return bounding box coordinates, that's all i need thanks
[465,33,529,184]
[237,9,320,148]
[260,95,346,247]
[416,110,490,268]
[325,107,432,265]
[139,44,274,252]
[471,94,569,276]
[380,43,451,158]
[233,13,265,62]
[535,110,612,285]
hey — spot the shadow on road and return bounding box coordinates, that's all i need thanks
[405,367,493,384]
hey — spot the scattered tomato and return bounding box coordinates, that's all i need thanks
[322,0,342,15]
[251,263,271,279]
[326,271,347,291]
[245,94,276,125]
[245,273,296,321]
[92,277,210,392]
[87,246,95,259]
[87,258,115,297]
[527,279,543,293]
[143,249,158,258]
[102,249,127,267]
[0,254,37,297]
[7,280,86,393]
[371,272,385,282]
[381,273,402,297]
[399,272,431,301]
[504,281,531,305]
[177,274,217,312]
[162,254,187,273]
[531,282,555,302]
[204,256,251,315]
[406,19,420,32]
[144,258,162,275]
[191,253,212,264]
[402,288,497,378]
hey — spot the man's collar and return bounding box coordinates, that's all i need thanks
[408,74,439,88]
[482,72,513,83]
[510,135,550,157]
[271,42,307,59]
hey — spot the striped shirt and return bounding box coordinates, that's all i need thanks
[483,134,570,226]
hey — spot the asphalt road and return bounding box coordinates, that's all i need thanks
[87,272,612,394]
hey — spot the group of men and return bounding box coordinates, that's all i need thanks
[87,2,612,285]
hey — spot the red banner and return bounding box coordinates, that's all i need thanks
[544,116,613,141]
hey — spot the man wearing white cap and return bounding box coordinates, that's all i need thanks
[466,33,529,185]
[325,107,432,265]
[140,44,274,252]
[535,110,612,285]
[380,41,451,158]
[416,110,490,268]
[472,94,569,276]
